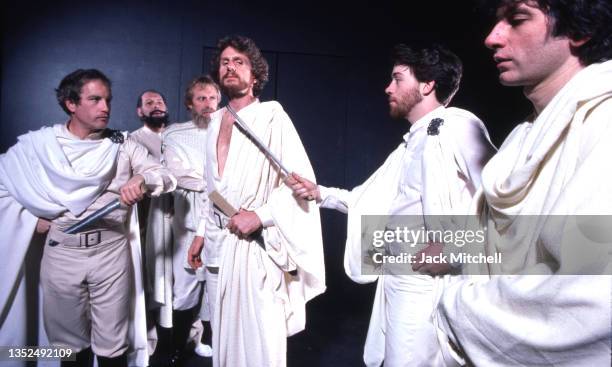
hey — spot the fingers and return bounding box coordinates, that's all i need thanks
[188,253,202,269]
[290,172,303,183]
[412,250,425,271]
[226,218,246,240]
[120,175,146,206]
[286,173,318,201]
[226,217,240,239]
[120,183,144,206]
[187,237,204,269]
[35,218,51,234]
[226,211,261,240]
[284,173,298,185]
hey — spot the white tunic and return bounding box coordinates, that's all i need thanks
[320,106,495,366]
[436,61,612,367]
[0,124,176,366]
[162,121,208,310]
[205,100,326,367]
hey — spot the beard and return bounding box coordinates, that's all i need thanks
[220,73,250,99]
[141,110,169,128]
[192,105,216,128]
[389,87,422,120]
[192,110,212,128]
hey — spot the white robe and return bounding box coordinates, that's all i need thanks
[162,122,208,311]
[0,125,173,366]
[129,126,175,327]
[205,101,325,367]
[436,61,612,366]
[327,107,495,366]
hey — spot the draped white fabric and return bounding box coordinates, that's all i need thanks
[0,125,119,218]
[437,61,612,367]
[205,101,325,367]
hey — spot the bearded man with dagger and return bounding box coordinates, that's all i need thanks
[186,35,325,367]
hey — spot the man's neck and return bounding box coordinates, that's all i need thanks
[144,123,164,133]
[228,94,257,112]
[67,120,94,139]
[406,99,443,125]
[524,59,584,114]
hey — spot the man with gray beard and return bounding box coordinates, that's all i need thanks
[159,76,220,364]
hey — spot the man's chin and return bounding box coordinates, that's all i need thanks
[388,107,405,120]
[193,114,211,127]
[498,72,523,87]
[222,84,248,99]
[94,119,109,129]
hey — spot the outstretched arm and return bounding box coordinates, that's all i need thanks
[286,172,321,203]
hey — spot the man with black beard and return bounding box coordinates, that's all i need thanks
[287,44,496,366]
[129,89,171,245]
[129,89,173,361]
[131,90,170,160]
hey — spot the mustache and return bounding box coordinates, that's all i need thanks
[223,71,238,79]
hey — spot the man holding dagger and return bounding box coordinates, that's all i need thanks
[187,35,325,367]
[0,69,175,367]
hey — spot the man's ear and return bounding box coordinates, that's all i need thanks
[137,107,144,118]
[569,37,589,48]
[421,80,436,96]
[65,99,78,114]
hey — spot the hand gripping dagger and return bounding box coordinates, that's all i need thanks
[48,182,146,246]
[210,190,298,276]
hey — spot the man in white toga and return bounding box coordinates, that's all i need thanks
[187,35,326,367]
[287,44,496,366]
[434,1,612,366]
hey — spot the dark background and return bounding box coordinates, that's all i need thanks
[1,1,531,365]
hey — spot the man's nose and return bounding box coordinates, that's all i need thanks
[485,22,506,50]
[385,82,393,95]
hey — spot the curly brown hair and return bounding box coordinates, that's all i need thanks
[210,35,269,97]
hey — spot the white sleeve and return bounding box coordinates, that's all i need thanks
[318,185,350,214]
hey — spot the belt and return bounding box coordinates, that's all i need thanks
[48,226,125,248]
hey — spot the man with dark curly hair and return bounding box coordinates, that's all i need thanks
[435,0,612,365]
[187,35,325,367]
[286,43,495,366]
